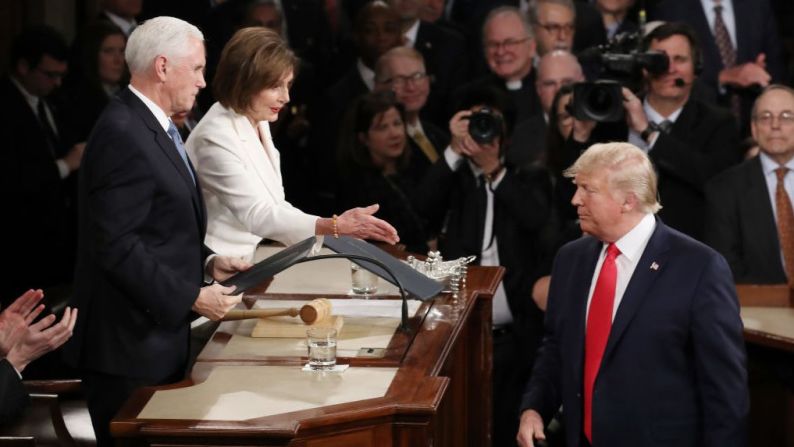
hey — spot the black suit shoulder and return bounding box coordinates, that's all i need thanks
[0,359,29,424]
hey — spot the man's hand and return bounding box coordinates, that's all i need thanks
[517,409,546,447]
[622,87,650,134]
[192,284,241,321]
[62,142,86,173]
[336,204,400,244]
[449,110,474,155]
[0,289,46,356]
[6,306,77,372]
[208,255,251,282]
[718,54,771,89]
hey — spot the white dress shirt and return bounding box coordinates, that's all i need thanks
[585,213,657,322]
[700,0,737,50]
[443,147,512,325]
[628,98,684,152]
[103,10,138,36]
[356,59,376,91]
[404,19,420,48]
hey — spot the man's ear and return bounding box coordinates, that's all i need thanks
[153,55,168,82]
[622,192,639,212]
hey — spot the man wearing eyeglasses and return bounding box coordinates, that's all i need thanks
[528,0,576,56]
[0,26,85,314]
[455,6,541,127]
[706,84,794,285]
[375,47,449,172]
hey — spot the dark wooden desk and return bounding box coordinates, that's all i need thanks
[736,284,794,447]
[111,266,503,447]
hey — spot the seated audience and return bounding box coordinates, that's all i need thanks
[413,85,552,447]
[61,20,128,145]
[0,26,84,305]
[706,84,794,285]
[566,22,741,241]
[337,91,431,253]
[97,0,141,36]
[508,49,584,167]
[1,289,77,423]
[528,0,576,56]
[455,7,542,128]
[186,27,398,262]
[652,0,787,133]
[375,47,449,175]
[594,0,639,39]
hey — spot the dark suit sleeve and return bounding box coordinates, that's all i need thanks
[519,248,567,422]
[84,121,201,328]
[649,112,740,191]
[0,359,29,423]
[690,252,748,446]
[703,174,744,282]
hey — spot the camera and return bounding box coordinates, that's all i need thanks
[572,31,669,122]
[467,107,504,144]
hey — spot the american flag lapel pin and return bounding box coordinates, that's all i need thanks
[650,262,659,271]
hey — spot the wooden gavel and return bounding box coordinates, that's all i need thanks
[221,298,332,324]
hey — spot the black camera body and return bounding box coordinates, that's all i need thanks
[467,107,504,144]
[572,32,669,122]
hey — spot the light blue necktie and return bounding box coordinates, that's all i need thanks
[167,120,195,185]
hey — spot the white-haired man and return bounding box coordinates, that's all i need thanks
[517,142,748,447]
[64,17,248,446]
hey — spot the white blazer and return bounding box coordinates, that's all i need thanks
[185,102,317,259]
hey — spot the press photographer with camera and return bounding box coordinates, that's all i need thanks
[413,85,553,447]
[566,22,741,241]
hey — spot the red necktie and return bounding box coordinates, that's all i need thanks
[584,243,620,443]
[775,167,794,286]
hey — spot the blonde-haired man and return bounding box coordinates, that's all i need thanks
[517,142,748,447]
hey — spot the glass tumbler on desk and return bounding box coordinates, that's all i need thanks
[307,327,337,370]
[351,263,378,295]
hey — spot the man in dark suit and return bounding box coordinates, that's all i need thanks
[509,49,584,167]
[98,0,142,36]
[651,0,786,133]
[0,26,85,306]
[568,22,741,241]
[375,47,449,177]
[1,289,77,423]
[414,86,553,447]
[517,141,748,447]
[62,17,248,446]
[388,0,469,128]
[705,84,794,285]
[456,7,542,128]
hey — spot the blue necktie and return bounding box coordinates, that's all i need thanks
[167,121,195,185]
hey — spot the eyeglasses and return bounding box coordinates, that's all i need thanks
[379,72,429,87]
[537,22,575,36]
[753,111,794,126]
[484,37,531,52]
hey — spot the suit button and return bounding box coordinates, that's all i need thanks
[576,393,581,398]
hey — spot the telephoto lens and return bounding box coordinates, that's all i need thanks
[467,107,503,144]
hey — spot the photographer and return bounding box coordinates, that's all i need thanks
[567,22,741,241]
[413,85,553,447]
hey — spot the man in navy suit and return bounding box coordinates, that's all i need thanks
[63,17,248,446]
[517,142,748,447]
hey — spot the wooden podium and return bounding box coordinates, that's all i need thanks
[110,263,503,447]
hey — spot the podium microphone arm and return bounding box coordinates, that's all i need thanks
[291,253,411,331]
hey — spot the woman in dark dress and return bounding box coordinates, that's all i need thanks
[337,91,431,253]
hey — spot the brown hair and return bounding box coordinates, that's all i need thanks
[213,27,298,114]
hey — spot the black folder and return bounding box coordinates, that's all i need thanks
[220,236,444,300]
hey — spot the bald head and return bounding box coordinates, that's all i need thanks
[535,50,583,114]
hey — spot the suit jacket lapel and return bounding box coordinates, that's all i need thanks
[602,220,671,362]
[733,0,751,61]
[121,89,204,224]
[743,157,782,271]
[231,112,284,203]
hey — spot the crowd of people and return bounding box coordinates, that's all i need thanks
[1,0,793,446]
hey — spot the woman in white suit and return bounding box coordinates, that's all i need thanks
[186,27,398,260]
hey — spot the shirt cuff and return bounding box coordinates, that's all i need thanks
[56,159,70,179]
[204,254,217,283]
[489,167,507,189]
[444,146,464,170]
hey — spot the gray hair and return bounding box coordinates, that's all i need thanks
[374,46,426,82]
[483,6,534,43]
[564,142,662,214]
[527,0,576,25]
[752,84,794,117]
[125,16,204,74]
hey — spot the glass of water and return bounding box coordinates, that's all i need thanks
[307,327,337,370]
[351,263,378,295]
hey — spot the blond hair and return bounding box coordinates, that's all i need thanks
[564,142,662,214]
